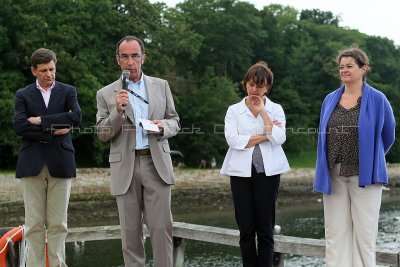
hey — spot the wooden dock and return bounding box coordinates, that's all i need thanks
[66,222,400,267]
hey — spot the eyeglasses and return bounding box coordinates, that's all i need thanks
[118,54,142,62]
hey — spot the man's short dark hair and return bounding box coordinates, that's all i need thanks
[31,48,57,69]
[116,36,145,55]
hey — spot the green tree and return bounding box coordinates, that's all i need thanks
[0,0,180,167]
[300,9,339,25]
[175,0,266,81]
[172,69,240,166]
[1,0,400,168]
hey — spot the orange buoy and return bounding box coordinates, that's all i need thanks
[0,226,23,267]
[0,226,50,267]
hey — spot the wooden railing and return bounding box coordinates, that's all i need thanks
[66,222,400,267]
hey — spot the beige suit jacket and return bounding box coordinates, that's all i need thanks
[96,74,180,196]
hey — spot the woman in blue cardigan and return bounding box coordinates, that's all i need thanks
[314,47,395,267]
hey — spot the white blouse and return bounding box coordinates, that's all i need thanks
[220,97,290,177]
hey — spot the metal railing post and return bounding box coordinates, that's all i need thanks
[173,237,185,267]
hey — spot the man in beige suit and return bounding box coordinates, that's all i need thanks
[96,36,180,267]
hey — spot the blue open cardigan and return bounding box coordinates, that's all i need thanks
[314,83,396,194]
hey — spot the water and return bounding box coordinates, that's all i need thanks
[65,196,400,267]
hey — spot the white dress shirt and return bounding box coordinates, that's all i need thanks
[36,79,55,108]
[220,97,290,177]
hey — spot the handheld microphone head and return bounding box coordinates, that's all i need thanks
[122,70,130,90]
[122,70,130,79]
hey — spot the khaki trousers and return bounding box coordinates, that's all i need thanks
[21,164,71,267]
[323,164,383,267]
[116,155,173,267]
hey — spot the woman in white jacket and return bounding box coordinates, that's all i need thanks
[221,61,290,267]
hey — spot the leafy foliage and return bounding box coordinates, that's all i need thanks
[1,0,399,168]
[171,68,240,166]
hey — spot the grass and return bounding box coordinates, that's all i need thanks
[174,150,318,170]
[286,150,317,168]
[0,169,15,175]
[0,152,317,176]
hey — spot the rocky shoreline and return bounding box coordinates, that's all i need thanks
[1,165,400,202]
[1,166,399,227]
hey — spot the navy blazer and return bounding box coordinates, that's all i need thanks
[13,82,82,178]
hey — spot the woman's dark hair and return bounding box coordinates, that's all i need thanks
[242,61,274,95]
[336,46,370,81]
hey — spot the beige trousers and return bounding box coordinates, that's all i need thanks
[21,164,71,267]
[323,164,383,267]
[116,155,173,267]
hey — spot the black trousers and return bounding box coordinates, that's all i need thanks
[230,166,280,267]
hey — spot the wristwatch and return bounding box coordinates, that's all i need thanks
[38,116,42,125]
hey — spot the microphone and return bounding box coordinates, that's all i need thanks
[121,70,130,108]
[120,70,149,104]
[122,70,130,90]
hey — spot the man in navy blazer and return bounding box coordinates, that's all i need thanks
[13,48,81,267]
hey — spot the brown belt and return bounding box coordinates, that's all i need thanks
[135,149,151,156]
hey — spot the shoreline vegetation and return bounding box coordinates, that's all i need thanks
[1,166,399,227]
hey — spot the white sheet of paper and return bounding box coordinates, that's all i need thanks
[139,119,160,132]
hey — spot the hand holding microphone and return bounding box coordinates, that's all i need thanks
[122,70,130,91]
[116,70,130,113]
[121,70,149,104]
